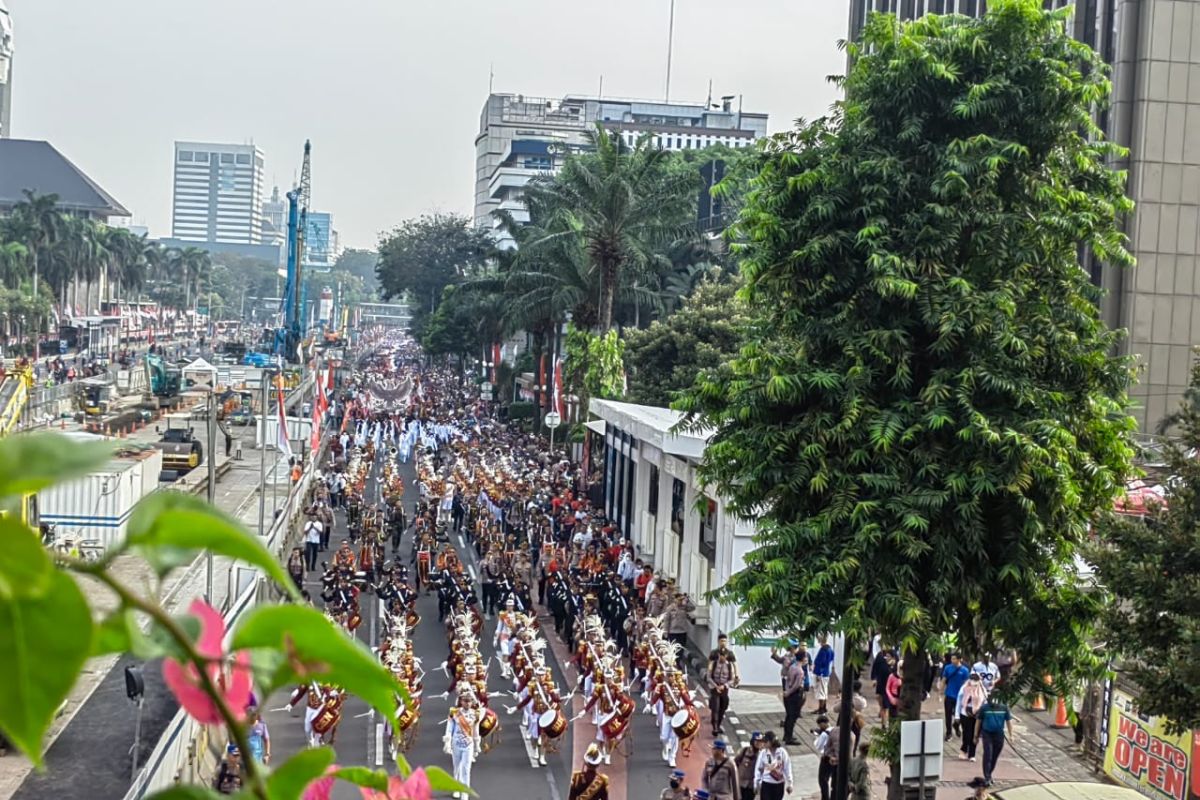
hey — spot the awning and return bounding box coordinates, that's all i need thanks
[584,419,606,436]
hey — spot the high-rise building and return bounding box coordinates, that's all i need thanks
[261,185,287,252]
[848,0,1200,432]
[474,93,768,248]
[172,141,265,245]
[0,0,14,138]
[304,211,339,268]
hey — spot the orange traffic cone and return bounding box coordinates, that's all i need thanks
[1030,673,1050,711]
[1053,695,1070,728]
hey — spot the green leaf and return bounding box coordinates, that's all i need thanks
[126,493,299,600]
[0,569,93,765]
[0,520,52,599]
[232,605,403,726]
[424,765,472,794]
[0,433,114,499]
[92,609,174,659]
[91,610,134,656]
[332,766,388,791]
[267,746,335,800]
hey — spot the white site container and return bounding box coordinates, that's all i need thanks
[40,448,163,551]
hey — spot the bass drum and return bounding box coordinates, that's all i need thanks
[671,707,699,741]
[538,708,567,740]
[312,700,343,735]
[396,705,419,732]
[615,693,635,719]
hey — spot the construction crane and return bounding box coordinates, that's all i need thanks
[275,140,311,363]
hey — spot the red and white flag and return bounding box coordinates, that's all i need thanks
[553,356,565,418]
[275,383,293,459]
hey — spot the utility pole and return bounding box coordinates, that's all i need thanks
[665,0,676,102]
[205,390,218,604]
[257,374,269,537]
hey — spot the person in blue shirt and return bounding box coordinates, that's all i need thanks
[812,636,836,715]
[972,697,1014,788]
[940,653,971,740]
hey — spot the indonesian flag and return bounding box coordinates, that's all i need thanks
[538,354,547,409]
[316,369,329,416]
[553,356,565,418]
[323,363,335,412]
[492,343,501,384]
[275,383,293,459]
[340,399,354,433]
[310,393,322,453]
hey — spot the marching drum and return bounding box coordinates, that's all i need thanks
[312,696,344,735]
[396,705,418,732]
[671,708,699,741]
[615,694,636,719]
[599,710,630,740]
[538,708,568,740]
[479,707,499,738]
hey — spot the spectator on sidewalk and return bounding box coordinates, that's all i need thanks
[814,716,840,800]
[287,546,305,590]
[812,636,836,715]
[870,643,896,721]
[941,653,971,740]
[770,640,798,693]
[973,695,1014,789]
[849,742,872,800]
[734,733,763,800]
[972,653,1001,693]
[303,514,322,572]
[957,671,989,761]
[754,731,793,800]
[884,659,901,724]
[782,655,806,744]
[213,744,243,794]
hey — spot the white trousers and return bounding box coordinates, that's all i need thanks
[452,740,474,789]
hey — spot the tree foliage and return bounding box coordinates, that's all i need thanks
[624,276,745,407]
[1091,357,1200,734]
[679,0,1136,701]
[375,214,492,320]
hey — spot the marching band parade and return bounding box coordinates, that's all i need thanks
[264,332,725,799]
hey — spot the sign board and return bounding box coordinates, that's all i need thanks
[1104,688,1198,800]
[900,718,944,782]
[545,411,562,429]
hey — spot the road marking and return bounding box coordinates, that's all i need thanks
[545,767,562,800]
[467,564,476,582]
[375,722,384,767]
[736,729,749,738]
[520,719,540,768]
[729,715,739,725]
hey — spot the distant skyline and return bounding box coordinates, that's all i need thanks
[7,0,847,249]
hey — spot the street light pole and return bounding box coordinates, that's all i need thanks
[257,374,269,537]
[205,389,218,604]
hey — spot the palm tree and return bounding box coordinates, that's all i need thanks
[6,191,68,354]
[520,125,698,332]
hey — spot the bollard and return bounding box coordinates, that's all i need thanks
[1053,695,1070,728]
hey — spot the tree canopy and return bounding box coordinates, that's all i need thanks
[1091,357,1200,734]
[624,276,746,407]
[375,214,492,317]
[679,0,1136,702]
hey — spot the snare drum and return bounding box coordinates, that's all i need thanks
[600,710,630,740]
[538,708,567,740]
[396,705,418,732]
[615,693,635,719]
[479,707,499,737]
[670,707,699,741]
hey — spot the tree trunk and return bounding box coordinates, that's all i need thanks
[888,647,930,800]
[598,260,617,333]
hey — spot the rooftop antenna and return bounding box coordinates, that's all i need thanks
[665,0,676,102]
[598,75,604,99]
[706,79,713,108]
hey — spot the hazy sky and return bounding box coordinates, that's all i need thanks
[7,0,847,249]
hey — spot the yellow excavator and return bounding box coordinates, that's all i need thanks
[0,363,40,527]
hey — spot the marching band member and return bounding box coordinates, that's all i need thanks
[445,684,481,798]
[569,743,610,800]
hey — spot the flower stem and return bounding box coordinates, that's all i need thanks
[65,557,268,798]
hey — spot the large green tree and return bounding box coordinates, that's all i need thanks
[375,214,492,317]
[1091,358,1200,734]
[333,248,380,292]
[624,276,745,407]
[679,0,1136,747]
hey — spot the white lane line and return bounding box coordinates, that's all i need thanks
[457,534,465,550]
[728,715,739,725]
[375,722,385,767]
[467,564,476,582]
[545,767,562,800]
[521,718,539,768]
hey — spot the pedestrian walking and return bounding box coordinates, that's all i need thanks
[707,640,736,736]
[754,731,793,800]
[303,514,322,572]
[814,715,839,800]
[212,744,243,794]
[287,547,305,590]
[782,656,805,744]
[972,695,1014,789]
[848,742,872,800]
[702,739,739,800]
[957,671,988,761]
[941,653,970,740]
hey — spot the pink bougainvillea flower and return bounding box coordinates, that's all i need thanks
[301,766,339,800]
[162,599,253,725]
[359,770,433,800]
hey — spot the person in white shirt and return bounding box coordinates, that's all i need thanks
[754,731,793,799]
[302,515,323,572]
[972,655,1000,693]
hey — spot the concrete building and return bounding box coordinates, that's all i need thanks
[0,139,129,220]
[171,141,265,246]
[848,0,1200,431]
[0,0,12,138]
[474,93,768,248]
[588,398,785,686]
[304,211,339,269]
[261,185,287,253]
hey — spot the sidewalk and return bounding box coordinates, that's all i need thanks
[726,685,1103,798]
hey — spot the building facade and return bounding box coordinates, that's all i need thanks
[849,0,1200,431]
[0,0,12,138]
[304,211,339,269]
[474,93,768,249]
[172,141,265,246]
[261,185,287,253]
[588,398,787,685]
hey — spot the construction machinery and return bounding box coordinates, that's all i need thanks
[143,353,182,408]
[0,362,33,436]
[75,377,115,416]
[274,140,312,364]
[153,414,203,480]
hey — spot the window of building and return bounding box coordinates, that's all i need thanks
[523,156,551,170]
[255,156,264,168]
[648,465,659,516]
[698,497,717,562]
[236,153,251,165]
[194,152,210,163]
[178,151,194,162]
[670,477,685,537]
[220,153,234,164]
